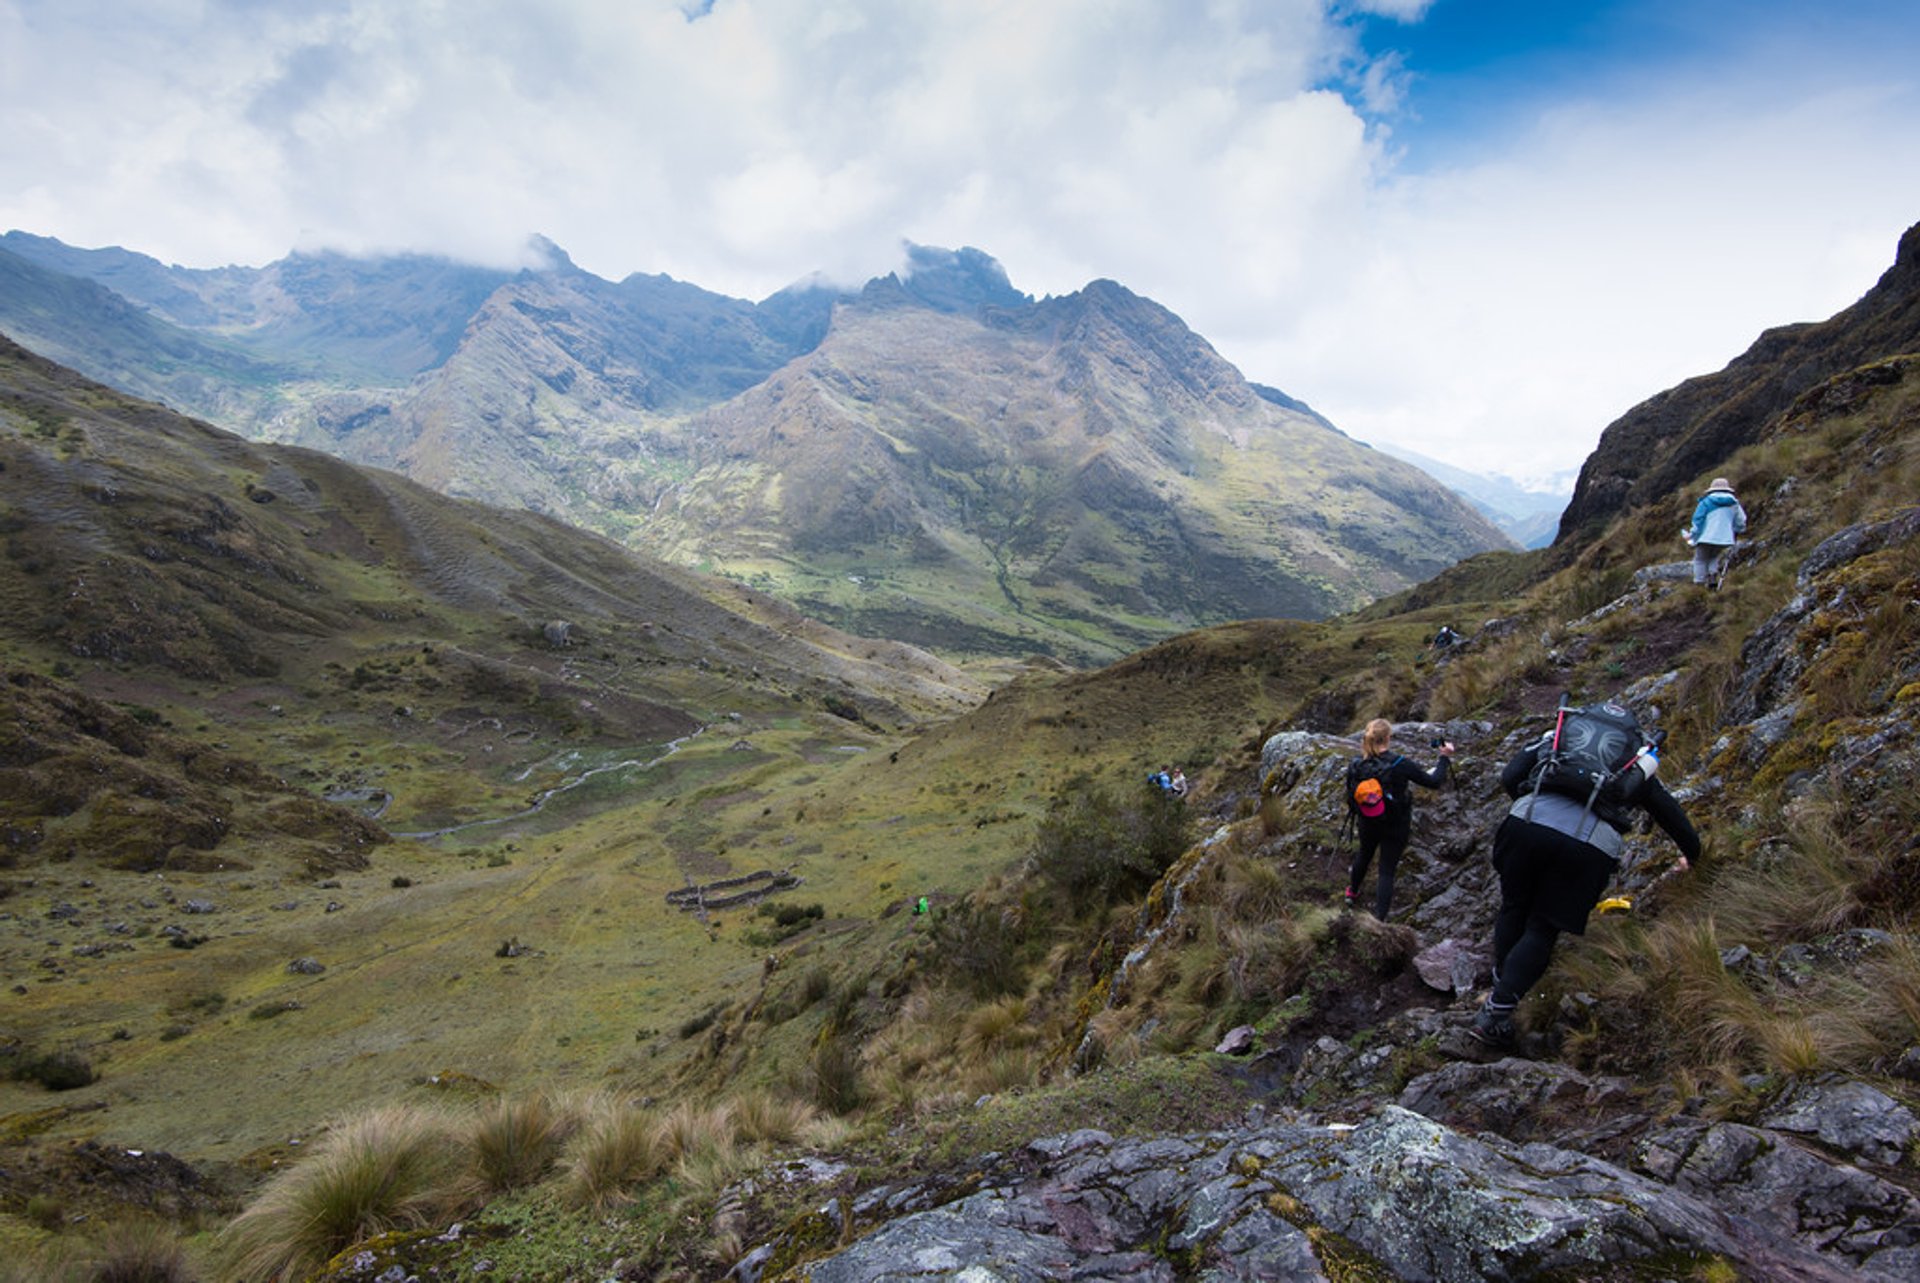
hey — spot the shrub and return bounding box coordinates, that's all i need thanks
[926,899,1026,999]
[215,1104,462,1282]
[14,1049,97,1092]
[1029,775,1189,909]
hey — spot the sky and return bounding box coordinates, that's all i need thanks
[2,1,1918,489]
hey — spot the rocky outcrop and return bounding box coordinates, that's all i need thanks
[1558,222,1920,546]
[1728,505,1920,726]
[748,1104,1897,1281]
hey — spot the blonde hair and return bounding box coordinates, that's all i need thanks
[1362,718,1393,757]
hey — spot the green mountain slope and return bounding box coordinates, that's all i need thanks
[1,233,1508,665]
[637,278,1510,661]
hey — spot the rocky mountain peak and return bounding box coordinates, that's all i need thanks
[1557,219,1920,546]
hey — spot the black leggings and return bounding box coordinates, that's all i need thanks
[1490,905,1560,1007]
[1488,816,1615,1006]
[1349,823,1408,920]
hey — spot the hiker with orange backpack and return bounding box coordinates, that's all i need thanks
[1343,719,1454,920]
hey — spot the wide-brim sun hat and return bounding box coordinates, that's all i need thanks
[1708,477,1735,493]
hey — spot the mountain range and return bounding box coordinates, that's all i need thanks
[0,232,1510,664]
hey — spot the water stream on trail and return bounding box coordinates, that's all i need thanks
[385,726,708,840]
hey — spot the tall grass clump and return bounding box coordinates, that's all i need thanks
[729,1089,821,1146]
[0,1218,201,1283]
[460,1092,576,1201]
[215,1104,461,1283]
[1706,801,1866,945]
[82,1219,199,1283]
[806,1028,866,1116]
[561,1096,665,1211]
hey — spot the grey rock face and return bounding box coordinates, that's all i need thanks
[1636,1117,1920,1277]
[1759,1077,1919,1167]
[766,1108,1858,1282]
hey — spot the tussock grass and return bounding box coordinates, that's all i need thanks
[656,1099,737,1163]
[81,1219,200,1283]
[962,1047,1038,1097]
[1428,632,1550,720]
[1084,1008,1143,1071]
[668,1127,746,1201]
[959,995,1039,1062]
[729,1089,820,1145]
[1215,855,1292,923]
[806,1029,867,1115]
[561,1096,666,1211]
[459,1093,575,1201]
[215,1104,462,1283]
[1708,809,1864,945]
[861,987,962,1116]
[0,1217,201,1283]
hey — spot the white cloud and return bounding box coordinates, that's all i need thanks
[1,0,1915,485]
[1233,75,1920,478]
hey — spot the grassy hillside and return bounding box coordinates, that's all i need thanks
[1,332,1916,1279]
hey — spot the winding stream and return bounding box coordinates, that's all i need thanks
[385,726,708,840]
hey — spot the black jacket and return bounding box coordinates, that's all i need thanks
[1500,740,1701,862]
[1349,753,1449,831]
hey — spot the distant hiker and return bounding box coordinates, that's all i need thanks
[1343,719,1454,920]
[914,895,930,916]
[1430,624,1462,650]
[1470,701,1699,1049]
[1686,477,1747,589]
[1169,769,1189,797]
[1149,767,1175,794]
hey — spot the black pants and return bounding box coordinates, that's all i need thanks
[1350,820,1409,920]
[1488,815,1616,1006]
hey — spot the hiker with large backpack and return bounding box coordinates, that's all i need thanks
[1470,699,1701,1048]
[1343,719,1454,920]
[1685,476,1747,589]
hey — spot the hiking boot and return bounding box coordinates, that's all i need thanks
[1469,1006,1515,1048]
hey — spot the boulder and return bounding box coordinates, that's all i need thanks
[1412,937,1483,997]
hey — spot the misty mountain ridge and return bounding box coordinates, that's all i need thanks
[0,229,1510,663]
[1372,441,1573,549]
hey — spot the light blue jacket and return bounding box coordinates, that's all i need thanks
[1690,490,1747,547]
